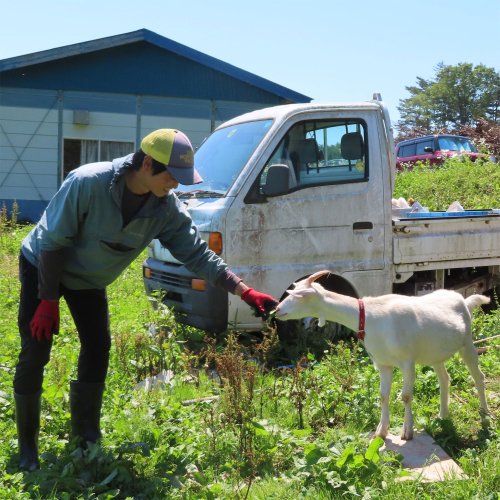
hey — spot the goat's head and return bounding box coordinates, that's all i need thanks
[274,270,330,324]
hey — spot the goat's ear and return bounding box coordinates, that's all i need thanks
[310,282,325,293]
[286,288,316,299]
[290,278,308,290]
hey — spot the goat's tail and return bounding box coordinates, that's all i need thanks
[465,294,490,313]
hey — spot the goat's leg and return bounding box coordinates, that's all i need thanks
[460,340,490,426]
[432,362,450,419]
[400,362,416,440]
[375,365,393,439]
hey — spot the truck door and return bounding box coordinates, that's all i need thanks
[225,116,387,300]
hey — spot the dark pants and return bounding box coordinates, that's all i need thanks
[14,253,111,395]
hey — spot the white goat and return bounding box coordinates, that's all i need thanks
[275,270,490,440]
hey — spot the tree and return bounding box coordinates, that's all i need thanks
[458,118,500,157]
[397,63,500,132]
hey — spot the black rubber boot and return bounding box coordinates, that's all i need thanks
[70,380,105,446]
[14,391,41,471]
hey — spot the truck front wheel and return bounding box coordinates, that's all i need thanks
[274,273,359,362]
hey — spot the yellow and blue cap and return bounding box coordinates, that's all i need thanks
[141,129,202,185]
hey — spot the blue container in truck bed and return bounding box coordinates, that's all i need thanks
[403,210,499,219]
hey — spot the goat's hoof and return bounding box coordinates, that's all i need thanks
[400,431,414,441]
[375,427,388,439]
[480,409,491,428]
[481,416,491,429]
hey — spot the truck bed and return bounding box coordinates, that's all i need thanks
[392,210,500,271]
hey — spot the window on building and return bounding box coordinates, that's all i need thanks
[63,139,134,178]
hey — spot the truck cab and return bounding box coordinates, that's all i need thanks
[143,97,398,331]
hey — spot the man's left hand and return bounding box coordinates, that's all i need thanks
[241,288,279,319]
[30,299,60,342]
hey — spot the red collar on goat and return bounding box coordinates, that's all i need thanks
[357,299,366,341]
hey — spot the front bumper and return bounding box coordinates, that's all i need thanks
[142,257,228,333]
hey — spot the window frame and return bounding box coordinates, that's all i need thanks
[415,139,434,155]
[62,137,135,180]
[256,118,369,198]
[398,142,417,158]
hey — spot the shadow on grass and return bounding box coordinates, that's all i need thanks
[425,417,495,458]
[5,440,167,499]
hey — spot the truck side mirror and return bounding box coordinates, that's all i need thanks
[262,164,290,196]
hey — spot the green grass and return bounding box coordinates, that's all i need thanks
[0,162,499,499]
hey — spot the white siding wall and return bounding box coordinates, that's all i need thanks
[0,88,266,209]
[140,96,213,148]
[63,110,137,142]
[0,105,59,201]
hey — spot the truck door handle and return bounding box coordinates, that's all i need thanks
[353,221,373,230]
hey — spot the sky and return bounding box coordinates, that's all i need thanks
[0,0,498,129]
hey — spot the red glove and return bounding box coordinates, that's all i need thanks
[30,300,60,342]
[241,288,279,319]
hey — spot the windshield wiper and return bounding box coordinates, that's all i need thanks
[176,190,224,199]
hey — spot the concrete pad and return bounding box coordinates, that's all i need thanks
[381,431,468,482]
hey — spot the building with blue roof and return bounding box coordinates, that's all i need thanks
[0,29,311,221]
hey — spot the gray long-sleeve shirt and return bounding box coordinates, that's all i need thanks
[22,154,236,294]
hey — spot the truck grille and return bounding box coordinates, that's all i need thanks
[149,270,192,289]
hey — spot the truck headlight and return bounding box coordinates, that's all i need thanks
[208,232,223,255]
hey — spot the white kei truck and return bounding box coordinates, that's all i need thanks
[142,94,500,334]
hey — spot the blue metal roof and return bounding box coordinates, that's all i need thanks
[0,29,311,103]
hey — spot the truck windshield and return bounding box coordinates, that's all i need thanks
[176,119,273,197]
